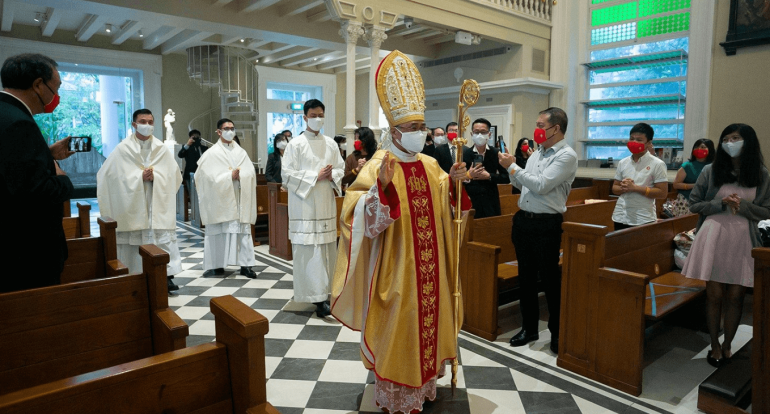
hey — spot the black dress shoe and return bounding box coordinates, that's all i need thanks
[167,276,179,292]
[314,301,331,318]
[240,266,257,279]
[550,338,559,354]
[509,330,539,347]
[707,353,723,368]
[202,268,225,278]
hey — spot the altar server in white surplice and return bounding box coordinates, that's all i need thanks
[196,118,258,278]
[281,99,344,317]
[97,108,183,291]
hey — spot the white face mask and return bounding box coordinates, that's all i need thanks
[472,133,488,146]
[397,129,427,154]
[221,130,236,142]
[434,135,447,145]
[276,140,287,150]
[135,123,154,137]
[307,117,324,131]
[724,141,744,158]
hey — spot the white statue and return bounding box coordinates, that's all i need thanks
[164,108,176,142]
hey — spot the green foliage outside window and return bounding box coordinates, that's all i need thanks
[34,72,103,154]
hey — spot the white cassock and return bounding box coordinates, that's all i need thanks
[195,140,257,270]
[97,134,183,275]
[281,130,345,303]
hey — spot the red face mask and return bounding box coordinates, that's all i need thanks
[692,148,708,159]
[520,144,529,153]
[533,125,555,145]
[447,132,457,142]
[44,94,60,113]
[354,140,363,151]
[627,141,646,154]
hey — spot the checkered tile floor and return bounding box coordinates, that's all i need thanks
[74,198,752,413]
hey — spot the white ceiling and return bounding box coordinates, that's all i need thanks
[0,0,470,73]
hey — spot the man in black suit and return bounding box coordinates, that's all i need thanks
[0,53,74,292]
[465,118,510,218]
[177,129,208,193]
[434,121,473,173]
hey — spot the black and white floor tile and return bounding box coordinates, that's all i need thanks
[74,199,753,414]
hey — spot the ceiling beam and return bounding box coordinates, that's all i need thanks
[111,20,141,44]
[404,29,442,41]
[389,25,428,37]
[298,52,343,67]
[262,46,319,64]
[143,25,184,50]
[241,0,282,13]
[161,29,213,54]
[245,39,270,49]
[0,0,14,32]
[278,0,323,17]
[40,7,62,37]
[425,34,455,45]
[75,14,108,42]
[307,8,331,23]
[252,42,294,58]
[318,55,369,71]
[284,50,341,67]
[213,0,234,5]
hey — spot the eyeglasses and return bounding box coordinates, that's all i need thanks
[220,127,235,132]
[472,130,489,135]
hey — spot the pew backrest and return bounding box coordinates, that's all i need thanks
[0,295,275,414]
[61,216,128,284]
[0,245,187,396]
[62,202,91,240]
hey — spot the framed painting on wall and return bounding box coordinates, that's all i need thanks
[721,0,770,55]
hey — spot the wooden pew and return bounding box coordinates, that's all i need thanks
[62,202,91,239]
[0,295,279,414]
[557,214,702,396]
[0,245,188,396]
[267,182,344,261]
[497,183,512,195]
[460,199,618,341]
[697,248,770,414]
[268,182,291,260]
[251,185,270,247]
[61,216,129,284]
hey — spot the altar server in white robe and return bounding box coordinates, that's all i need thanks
[97,108,183,291]
[196,118,258,278]
[282,99,345,317]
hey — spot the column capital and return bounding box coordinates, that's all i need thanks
[364,25,388,49]
[339,20,365,45]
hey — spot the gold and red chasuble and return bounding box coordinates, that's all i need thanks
[401,161,440,384]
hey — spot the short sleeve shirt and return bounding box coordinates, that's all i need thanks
[611,152,669,225]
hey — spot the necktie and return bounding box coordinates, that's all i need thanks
[450,145,456,160]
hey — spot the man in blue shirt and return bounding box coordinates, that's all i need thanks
[499,107,578,354]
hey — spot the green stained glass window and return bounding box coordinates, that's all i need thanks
[592,0,619,4]
[591,22,637,45]
[638,12,690,38]
[638,0,691,17]
[592,2,637,26]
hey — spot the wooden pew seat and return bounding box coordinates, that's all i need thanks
[0,295,279,414]
[697,340,752,414]
[0,245,188,396]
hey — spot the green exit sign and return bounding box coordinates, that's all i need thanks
[289,103,303,111]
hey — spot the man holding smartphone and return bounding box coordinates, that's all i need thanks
[465,118,510,218]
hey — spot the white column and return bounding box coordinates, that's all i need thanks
[339,20,364,146]
[365,25,387,141]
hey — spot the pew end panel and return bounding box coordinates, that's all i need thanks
[751,247,770,414]
[62,202,92,240]
[0,296,277,414]
[141,245,189,354]
[558,223,610,379]
[461,241,501,341]
[268,183,292,261]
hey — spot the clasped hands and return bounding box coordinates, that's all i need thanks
[618,178,639,194]
[723,193,741,214]
[318,164,333,181]
[143,167,154,182]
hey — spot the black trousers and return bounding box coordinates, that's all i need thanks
[512,210,563,336]
[613,221,633,231]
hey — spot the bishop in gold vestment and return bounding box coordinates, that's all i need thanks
[331,50,470,413]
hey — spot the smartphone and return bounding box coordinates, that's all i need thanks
[473,154,484,166]
[498,135,507,153]
[68,136,92,152]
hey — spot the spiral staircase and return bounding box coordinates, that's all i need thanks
[186,46,259,149]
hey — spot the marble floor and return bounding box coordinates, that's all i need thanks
[73,199,753,413]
